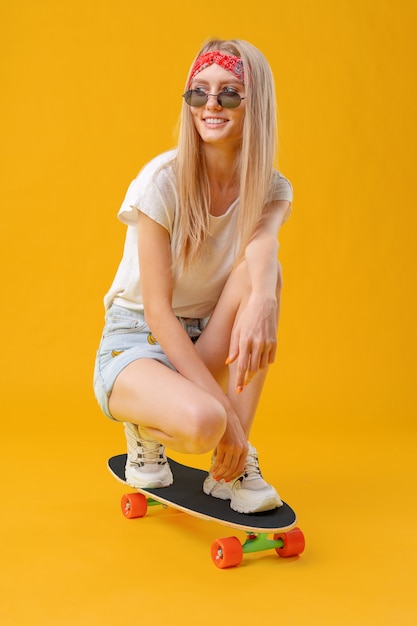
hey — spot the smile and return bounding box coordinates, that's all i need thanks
[204,118,227,125]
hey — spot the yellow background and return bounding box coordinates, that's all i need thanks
[1,0,416,624]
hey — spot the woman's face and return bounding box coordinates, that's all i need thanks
[188,63,246,149]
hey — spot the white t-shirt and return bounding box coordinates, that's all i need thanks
[104,150,293,318]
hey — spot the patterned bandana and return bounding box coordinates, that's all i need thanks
[188,51,245,87]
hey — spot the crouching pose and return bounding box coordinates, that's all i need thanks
[94,39,293,513]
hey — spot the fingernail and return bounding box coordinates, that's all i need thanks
[225,356,232,365]
[236,386,243,394]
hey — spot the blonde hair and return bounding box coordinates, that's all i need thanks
[174,39,277,274]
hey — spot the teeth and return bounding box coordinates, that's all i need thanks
[205,118,225,124]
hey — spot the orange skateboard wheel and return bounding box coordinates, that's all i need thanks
[274,527,305,557]
[121,493,148,519]
[211,536,243,569]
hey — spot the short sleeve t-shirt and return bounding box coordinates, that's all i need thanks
[104,150,293,318]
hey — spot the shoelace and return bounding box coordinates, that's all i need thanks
[138,437,166,466]
[242,452,262,482]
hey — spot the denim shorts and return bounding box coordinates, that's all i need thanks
[93,304,208,420]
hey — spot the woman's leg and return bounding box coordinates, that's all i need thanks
[108,259,282,507]
[108,357,227,455]
[194,259,284,512]
[196,258,282,437]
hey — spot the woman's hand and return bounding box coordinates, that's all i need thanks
[227,292,279,393]
[226,203,287,393]
[210,408,248,481]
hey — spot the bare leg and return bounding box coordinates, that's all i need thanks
[109,358,227,455]
[196,258,281,438]
[108,258,282,508]
[109,258,280,459]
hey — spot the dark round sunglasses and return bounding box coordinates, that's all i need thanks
[183,89,245,109]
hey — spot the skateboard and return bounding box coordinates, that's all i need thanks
[108,454,305,568]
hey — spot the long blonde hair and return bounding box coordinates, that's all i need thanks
[174,39,277,274]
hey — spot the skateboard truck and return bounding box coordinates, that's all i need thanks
[211,528,305,569]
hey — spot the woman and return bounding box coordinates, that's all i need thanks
[94,39,293,514]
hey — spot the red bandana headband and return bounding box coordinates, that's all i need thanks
[188,51,245,87]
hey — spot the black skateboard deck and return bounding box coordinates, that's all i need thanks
[108,454,305,568]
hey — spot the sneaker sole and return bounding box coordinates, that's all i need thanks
[203,478,282,514]
[125,466,174,489]
[230,495,283,514]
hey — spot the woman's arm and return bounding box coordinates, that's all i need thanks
[137,211,248,478]
[138,211,249,476]
[227,200,291,392]
[137,210,213,386]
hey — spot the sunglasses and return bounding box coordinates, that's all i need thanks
[183,89,245,109]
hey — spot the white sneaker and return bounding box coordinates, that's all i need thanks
[203,443,283,514]
[124,422,173,488]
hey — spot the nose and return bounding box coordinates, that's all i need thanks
[205,93,222,108]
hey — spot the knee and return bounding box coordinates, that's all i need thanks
[183,399,227,454]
